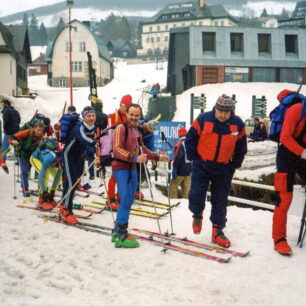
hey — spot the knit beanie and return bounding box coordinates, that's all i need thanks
[215,94,234,112]
[178,126,187,137]
[120,95,133,106]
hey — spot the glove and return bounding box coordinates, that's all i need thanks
[172,168,177,180]
[248,139,254,143]
[301,149,306,160]
[147,120,159,132]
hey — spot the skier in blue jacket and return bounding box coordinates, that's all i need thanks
[59,106,97,224]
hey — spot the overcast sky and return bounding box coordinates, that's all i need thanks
[0,0,63,17]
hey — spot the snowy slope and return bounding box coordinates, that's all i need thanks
[0,61,305,305]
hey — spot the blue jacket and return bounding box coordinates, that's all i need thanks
[173,136,192,176]
[62,121,96,163]
[2,106,20,135]
[185,108,247,171]
[250,123,268,141]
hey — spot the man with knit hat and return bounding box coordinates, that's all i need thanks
[185,94,247,248]
[107,94,133,210]
[169,126,192,199]
[59,106,96,224]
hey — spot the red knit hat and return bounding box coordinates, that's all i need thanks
[178,126,187,137]
[120,94,132,106]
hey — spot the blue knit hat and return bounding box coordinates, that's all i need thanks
[215,94,234,112]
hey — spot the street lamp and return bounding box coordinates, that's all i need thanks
[67,0,74,106]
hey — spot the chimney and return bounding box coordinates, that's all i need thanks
[199,0,206,8]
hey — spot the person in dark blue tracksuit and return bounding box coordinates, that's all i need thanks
[60,106,97,224]
[185,95,247,248]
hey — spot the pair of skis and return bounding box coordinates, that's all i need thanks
[41,216,250,263]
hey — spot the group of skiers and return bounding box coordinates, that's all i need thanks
[0,87,305,254]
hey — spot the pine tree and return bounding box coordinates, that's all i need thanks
[39,22,48,46]
[22,13,29,27]
[29,13,39,45]
[261,8,268,17]
[281,8,289,18]
[55,17,66,36]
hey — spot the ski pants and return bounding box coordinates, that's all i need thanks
[62,156,84,211]
[19,158,30,190]
[273,145,306,242]
[189,159,233,229]
[108,173,117,199]
[113,169,137,225]
[1,134,9,162]
[30,156,62,192]
[169,175,191,199]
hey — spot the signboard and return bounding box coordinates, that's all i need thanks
[153,121,186,160]
[252,96,267,118]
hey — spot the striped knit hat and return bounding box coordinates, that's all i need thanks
[215,94,234,112]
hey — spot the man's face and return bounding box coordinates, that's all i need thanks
[1,102,5,109]
[83,113,96,126]
[127,106,141,126]
[215,109,231,123]
[34,126,44,137]
[254,119,259,125]
[120,104,128,115]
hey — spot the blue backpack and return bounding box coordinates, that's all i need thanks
[269,90,306,142]
[59,113,80,143]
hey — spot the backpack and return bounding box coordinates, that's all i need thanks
[20,113,49,131]
[99,122,140,166]
[269,90,306,142]
[59,113,80,144]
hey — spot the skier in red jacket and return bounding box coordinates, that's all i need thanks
[273,100,306,255]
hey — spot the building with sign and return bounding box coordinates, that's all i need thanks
[137,0,237,57]
[45,20,113,87]
[167,25,306,95]
[278,0,306,28]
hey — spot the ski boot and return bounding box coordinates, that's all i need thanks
[38,191,54,210]
[212,224,231,248]
[192,213,203,234]
[274,238,292,256]
[23,189,30,197]
[113,223,139,248]
[135,191,144,199]
[48,190,58,208]
[62,208,78,224]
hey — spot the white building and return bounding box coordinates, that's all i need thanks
[45,20,113,88]
[0,22,31,96]
[137,0,237,57]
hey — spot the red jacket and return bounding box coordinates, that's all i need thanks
[112,123,159,171]
[280,103,306,156]
[108,110,126,127]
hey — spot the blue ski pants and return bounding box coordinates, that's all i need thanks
[113,169,137,225]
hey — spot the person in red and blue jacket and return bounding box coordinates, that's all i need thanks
[169,126,192,199]
[273,91,306,256]
[111,104,169,248]
[185,94,247,248]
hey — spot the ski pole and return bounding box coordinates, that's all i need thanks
[297,191,306,246]
[13,148,17,199]
[139,162,142,201]
[58,157,98,208]
[137,138,166,252]
[161,132,174,235]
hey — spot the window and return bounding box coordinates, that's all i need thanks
[221,21,224,26]
[59,79,66,87]
[157,25,160,31]
[230,33,243,52]
[147,48,153,56]
[285,34,298,54]
[202,32,215,52]
[182,23,185,26]
[65,42,72,52]
[48,63,52,72]
[165,36,168,41]
[72,61,82,72]
[146,37,150,43]
[199,21,203,25]
[10,60,12,75]
[79,42,86,52]
[151,37,155,43]
[214,21,219,26]
[258,34,271,53]
[173,24,177,28]
[157,37,160,42]
[149,26,153,32]
[165,25,169,30]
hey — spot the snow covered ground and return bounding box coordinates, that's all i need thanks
[0,61,305,305]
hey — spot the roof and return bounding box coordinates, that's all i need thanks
[45,20,112,64]
[32,53,46,64]
[108,39,128,49]
[6,25,27,52]
[143,1,236,25]
[0,22,15,52]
